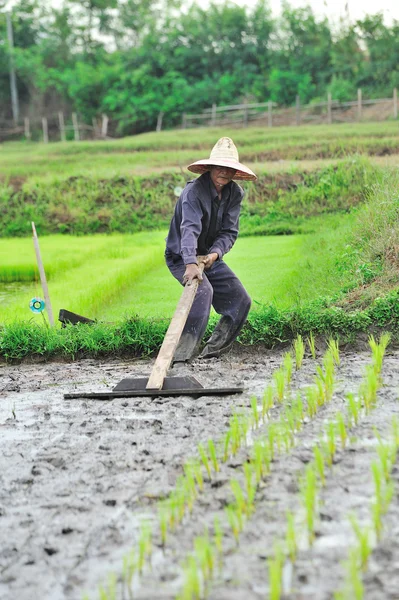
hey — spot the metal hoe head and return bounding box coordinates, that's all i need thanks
[64,376,243,400]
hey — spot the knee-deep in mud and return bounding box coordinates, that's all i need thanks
[1,346,399,600]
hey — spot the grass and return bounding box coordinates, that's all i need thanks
[1,121,399,183]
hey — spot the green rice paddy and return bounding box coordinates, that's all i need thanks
[0,233,306,323]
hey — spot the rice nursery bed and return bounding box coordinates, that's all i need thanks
[1,337,399,600]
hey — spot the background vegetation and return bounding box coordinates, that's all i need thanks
[1,0,399,133]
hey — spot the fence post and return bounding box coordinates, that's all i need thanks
[327,92,332,124]
[24,117,31,140]
[243,102,249,127]
[394,88,398,119]
[42,117,48,143]
[181,113,187,129]
[357,89,362,121]
[72,112,80,141]
[211,103,216,126]
[268,100,273,127]
[156,111,164,132]
[295,95,301,126]
[101,113,109,137]
[58,111,66,142]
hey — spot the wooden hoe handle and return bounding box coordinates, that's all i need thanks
[146,256,206,390]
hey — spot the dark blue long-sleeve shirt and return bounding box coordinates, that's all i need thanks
[165,171,245,265]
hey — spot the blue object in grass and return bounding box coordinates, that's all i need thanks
[29,297,45,313]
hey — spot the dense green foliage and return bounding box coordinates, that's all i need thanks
[1,0,399,132]
[0,157,375,237]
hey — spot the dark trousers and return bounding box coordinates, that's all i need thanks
[166,256,251,361]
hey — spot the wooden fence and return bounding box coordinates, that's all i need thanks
[0,111,111,143]
[1,88,398,143]
[181,89,399,129]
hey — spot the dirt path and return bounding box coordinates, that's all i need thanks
[1,348,398,600]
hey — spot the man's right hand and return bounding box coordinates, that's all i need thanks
[183,263,203,286]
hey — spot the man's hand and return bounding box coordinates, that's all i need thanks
[183,263,203,285]
[203,252,218,270]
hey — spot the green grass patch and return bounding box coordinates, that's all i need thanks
[0,156,375,237]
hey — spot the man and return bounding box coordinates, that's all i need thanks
[165,136,257,362]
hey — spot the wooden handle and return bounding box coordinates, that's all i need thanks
[146,256,206,390]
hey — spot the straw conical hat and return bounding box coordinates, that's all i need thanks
[187,137,257,181]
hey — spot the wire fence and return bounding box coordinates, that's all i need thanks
[1,89,398,143]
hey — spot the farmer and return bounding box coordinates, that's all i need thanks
[165,136,257,362]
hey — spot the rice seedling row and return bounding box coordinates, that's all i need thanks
[261,334,391,599]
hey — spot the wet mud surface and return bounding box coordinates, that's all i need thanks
[1,348,399,600]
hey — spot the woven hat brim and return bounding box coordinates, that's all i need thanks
[187,158,257,181]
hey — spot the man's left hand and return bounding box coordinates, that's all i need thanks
[203,252,219,270]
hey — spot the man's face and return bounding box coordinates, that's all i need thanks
[209,165,237,190]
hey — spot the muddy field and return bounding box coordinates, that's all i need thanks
[1,347,399,600]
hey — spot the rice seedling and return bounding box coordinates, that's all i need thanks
[337,548,364,600]
[250,396,260,428]
[137,522,152,574]
[225,505,241,544]
[371,500,383,540]
[300,465,318,544]
[268,544,284,600]
[230,414,241,455]
[188,460,204,492]
[324,421,337,467]
[292,393,305,426]
[122,549,136,594]
[178,556,201,600]
[252,438,272,479]
[208,439,219,473]
[349,516,372,571]
[336,412,348,449]
[261,385,274,421]
[222,430,231,463]
[322,350,336,400]
[98,574,117,600]
[327,338,340,366]
[213,517,223,563]
[307,331,316,359]
[305,386,318,418]
[198,443,212,480]
[194,531,215,581]
[293,335,305,370]
[273,368,286,403]
[268,423,279,460]
[313,376,326,407]
[313,445,326,486]
[243,463,256,514]
[283,351,293,384]
[252,440,265,483]
[368,332,391,374]
[158,504,169,547]
[360,365,379,413]
[230,479,249,518]
[376,443,394,483]
[285,511,298,563]
[391,416,399,448]
[347,393,360,427]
